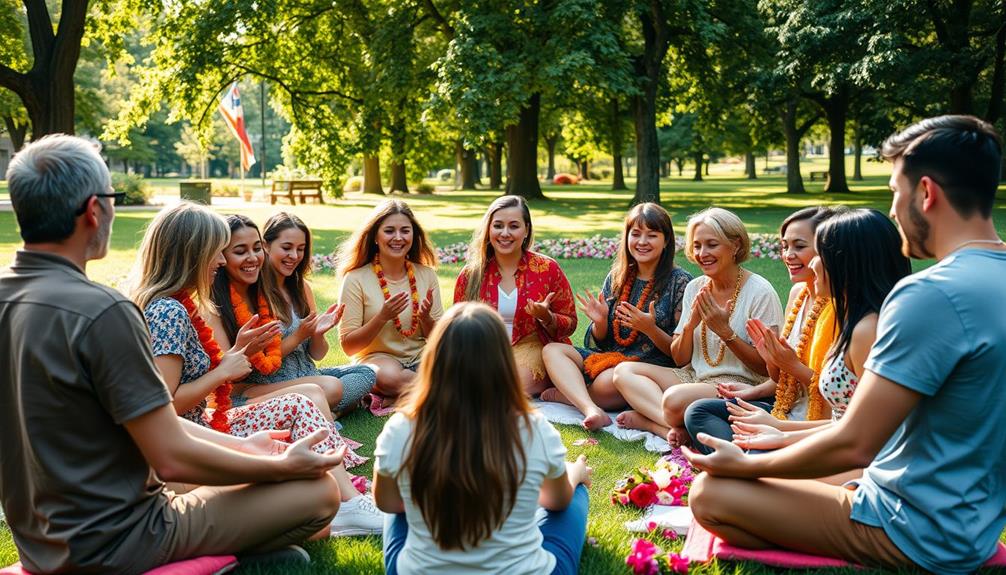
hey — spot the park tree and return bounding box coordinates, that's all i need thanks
[0,0,139,138]
[433,0,627,199]
[110,0,439,196]
[761,0,880,194]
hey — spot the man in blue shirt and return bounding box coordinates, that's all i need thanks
[683,115,1006,574]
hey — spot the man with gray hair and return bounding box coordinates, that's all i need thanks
[0,135,345,573]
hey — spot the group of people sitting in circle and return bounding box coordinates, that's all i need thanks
[1,114,1004,575]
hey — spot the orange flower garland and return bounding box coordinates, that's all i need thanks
[612,269,655,347]
[770,288,827,419]
[228,284,282,374]
[373,254,421,338]
[172,290,231,433]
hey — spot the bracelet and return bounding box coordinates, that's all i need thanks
[722,331,738,344]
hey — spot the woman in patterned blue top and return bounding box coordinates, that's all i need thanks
[541,203,691,431]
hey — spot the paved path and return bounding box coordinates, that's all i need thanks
[0,194,275,212]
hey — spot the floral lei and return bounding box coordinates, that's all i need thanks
[372,254,421,338]
[228,284,282,374]
[172,290,231,433]
[611,456,695,508]
[612,268,655,347]
[770,287,827,419]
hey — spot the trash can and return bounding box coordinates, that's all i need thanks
[180,180,212,205]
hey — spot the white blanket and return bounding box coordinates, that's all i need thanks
[624,504,694,535]
[532,400,670,453]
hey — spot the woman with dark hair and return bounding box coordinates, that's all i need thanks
[255,212,377,415]
[374,303,592,575]
[682,206,838,452]
[541,202,692,430]
[338,200,443,399]
[207,215,344,412]
[729,208,912,457]
[454,195,577,395]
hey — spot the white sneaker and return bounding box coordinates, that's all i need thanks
[330,495,385,537]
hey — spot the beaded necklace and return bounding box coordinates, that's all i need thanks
[373,254,421,338]
[229,284,282,374]
[611,269,655,347]
[770,288,827,419]
[700,268,744,367]
[172,290,231,433]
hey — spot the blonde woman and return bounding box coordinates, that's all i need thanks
[454,195,577,395]
[680,206,838,453]
[613,207,783,447]
[338,200,443,400]
[375,303,592,575]
[131,202,383,534]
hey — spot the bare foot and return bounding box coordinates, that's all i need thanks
[666,426,692,449]
[582,409,612,431]
[617,410,671,437]
[539,387,573,405]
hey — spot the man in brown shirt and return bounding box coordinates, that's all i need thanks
[0,135,346,573]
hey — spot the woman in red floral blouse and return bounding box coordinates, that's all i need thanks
[454,196,577,395]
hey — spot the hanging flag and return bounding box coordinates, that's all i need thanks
[218,83,257,172]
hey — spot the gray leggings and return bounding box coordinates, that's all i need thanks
[320,364,377,412]
[683,397,774,455]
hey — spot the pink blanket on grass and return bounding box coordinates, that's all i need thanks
[682,521,1006,569]
[2,556,237,575]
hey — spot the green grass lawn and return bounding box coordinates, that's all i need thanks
[2,168,1005,574]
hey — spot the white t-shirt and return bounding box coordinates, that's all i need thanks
[498,286,519,340]
[674,272,784,382]
[375,411,568,575]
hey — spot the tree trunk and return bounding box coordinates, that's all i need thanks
[704,157,710,176]
[455,140,478,190]
[3,116,27,151]
[986,13,1006,123]
[389,162,408,193]
[0,1,88,138]
[363,155,384,194]
[630,7,669,205]
[782,100,808,194]
[388,120,409,193]
[852,120,863,181]
[821,89,851,194]
[692,152,703,181]
[609,98,628,190]
[505,92,545,199]
[612,155,626,189]
[660,161,669,178]
[488,141,503,189]
[676,158,684,176]
[745,151,757,180]
[545,134,558,179]
[578,159,589,180]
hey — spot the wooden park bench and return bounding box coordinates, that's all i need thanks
[763,166,783,174]
[270,180,325,205]
[809,170,829,181]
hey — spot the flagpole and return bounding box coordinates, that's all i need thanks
[261,80,267,189]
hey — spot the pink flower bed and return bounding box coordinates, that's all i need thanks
[310,234,783,271]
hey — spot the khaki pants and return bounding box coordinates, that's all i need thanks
[140,476,338,571]
[690,474,915,570]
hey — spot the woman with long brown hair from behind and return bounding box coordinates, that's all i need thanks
[374,303,592,575]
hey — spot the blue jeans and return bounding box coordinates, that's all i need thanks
[383,484,590,575]
[684,397,774,455]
